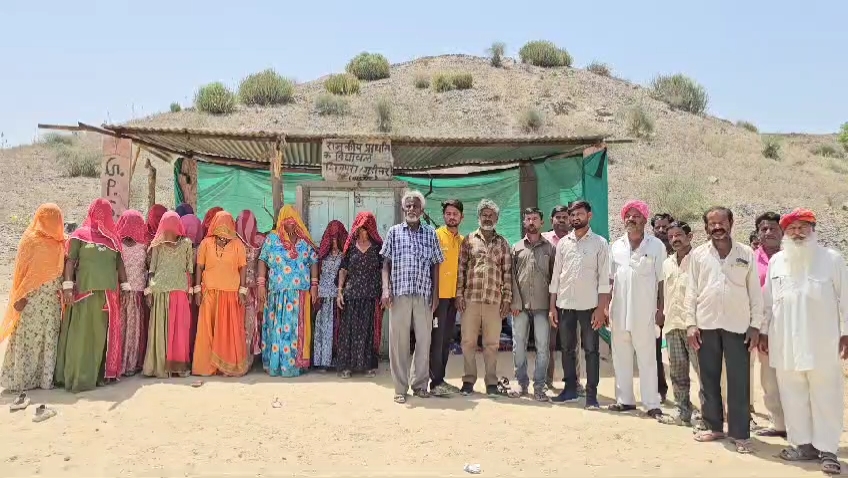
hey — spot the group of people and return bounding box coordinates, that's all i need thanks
[1,191,845,474]
[378,192,847,475]
[0,199,386,394]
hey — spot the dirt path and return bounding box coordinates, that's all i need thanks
[1,316,844,477]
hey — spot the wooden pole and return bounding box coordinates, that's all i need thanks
[145,157,156,208]
[271,138,284,219]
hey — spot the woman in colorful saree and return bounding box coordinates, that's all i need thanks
[201,206,224,236]
[146,204,168,242]
[313,220,348,370]
[144,212,194,378]
[56,198,128,393]
[192,211,249,377]
[180,213,204,360]
[175,203,194,217]
[236,210,265,369]
[335,212,383,379]
[0,204,65,392]
[257,205,318,377]
[115,209,149,376]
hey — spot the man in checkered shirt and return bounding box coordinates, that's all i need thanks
[381,190,444,404]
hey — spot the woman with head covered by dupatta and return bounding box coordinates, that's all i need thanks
[193,210,249,377]
[146,204,168,243]
[56,198,128,393]
[335,212,384,378]
[175,203,194,217]
[0,204,66,392]
[313,220,348,370]
[257,205,318,377]
[115,209,150,376]
[144,212,194,378]
[236,210,265,369]
[180,213,203,360]
[201,206,224,237]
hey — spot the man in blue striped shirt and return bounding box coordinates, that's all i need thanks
[381,190,445,404]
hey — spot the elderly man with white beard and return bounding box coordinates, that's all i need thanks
[760,208,848,475]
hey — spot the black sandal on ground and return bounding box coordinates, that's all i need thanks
[756,427,788,438]
[778,445,818,461]
[608,403,637,412]
[821,452,841,475]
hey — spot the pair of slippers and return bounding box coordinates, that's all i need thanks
[9,393,57,422]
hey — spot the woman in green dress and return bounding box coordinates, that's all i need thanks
[56,199,128,393]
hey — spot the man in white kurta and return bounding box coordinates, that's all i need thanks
[608,200,666,417]
[761,208,848,475]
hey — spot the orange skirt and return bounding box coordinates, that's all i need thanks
[192,289,248,377]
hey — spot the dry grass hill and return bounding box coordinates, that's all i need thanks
[2,51,847,290]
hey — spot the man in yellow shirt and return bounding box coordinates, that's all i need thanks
[430,199,465,396]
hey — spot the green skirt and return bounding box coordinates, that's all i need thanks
[55,291,108,393]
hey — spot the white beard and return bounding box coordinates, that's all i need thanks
[479,221,495,231]
[782,232,817,277]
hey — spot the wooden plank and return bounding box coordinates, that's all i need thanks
[270,140,284,219]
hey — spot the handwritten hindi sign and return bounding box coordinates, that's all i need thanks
[101,136,132,219]
[321,138,393,181]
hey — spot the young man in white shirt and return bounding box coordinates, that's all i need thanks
[685,206,762,454]
[607,200,666,418]
[548,200,610,409]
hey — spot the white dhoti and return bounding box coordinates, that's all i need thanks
[612,326,660,409]
[775,365,843,453]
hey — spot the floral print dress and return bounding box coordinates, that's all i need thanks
[313,253,341,368]
[120,242,147,376]
[0,278,63,391]
[259,234,317,377]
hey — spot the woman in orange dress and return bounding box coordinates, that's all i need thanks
[192,211,249,377]
[0,204,66,392]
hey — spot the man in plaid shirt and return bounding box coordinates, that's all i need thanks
[456,199,513,396]
[381,190,444,404]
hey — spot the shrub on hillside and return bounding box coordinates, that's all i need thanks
[839,122,848,151]
[170,102,182,113]
[488,41,506,67]
[812,144,843,158]
[195,82,236,115]
[314,93,349,116]
[346,52,391,81]
[58,146,100,178]
[642,176,709,222]
[431,73,473,92]
[762,138,781,160]
[375,98,392,133]
[736,120,757,133]
[324,73,361,95]
[519,108,544,133]
[42,132,75,146]
[650,74,708,114]
[238,69,294,106]
[432,73,454,93]
[518,40,573,68]
[451,73,473,90]
[586,61,611,77]
[625,105,654,139]
[413,74,430,89]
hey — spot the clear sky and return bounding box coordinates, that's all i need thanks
[1,0,845,146]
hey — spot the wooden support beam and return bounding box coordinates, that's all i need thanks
[270,138,285,219]
[518,163,538,230]
[145,158,157,209]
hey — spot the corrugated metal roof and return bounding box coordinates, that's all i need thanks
[92,124,607,171]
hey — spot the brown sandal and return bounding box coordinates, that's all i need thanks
[694,430,725,442]
[821,452,841,475]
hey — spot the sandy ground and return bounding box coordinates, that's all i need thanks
[0,286,845,477]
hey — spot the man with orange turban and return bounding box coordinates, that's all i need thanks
[760,208,848,474]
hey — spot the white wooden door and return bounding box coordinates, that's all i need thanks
[307,190,353,242]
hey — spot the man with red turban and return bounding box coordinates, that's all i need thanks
[760,208,848,474]
[607,200,667,418]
